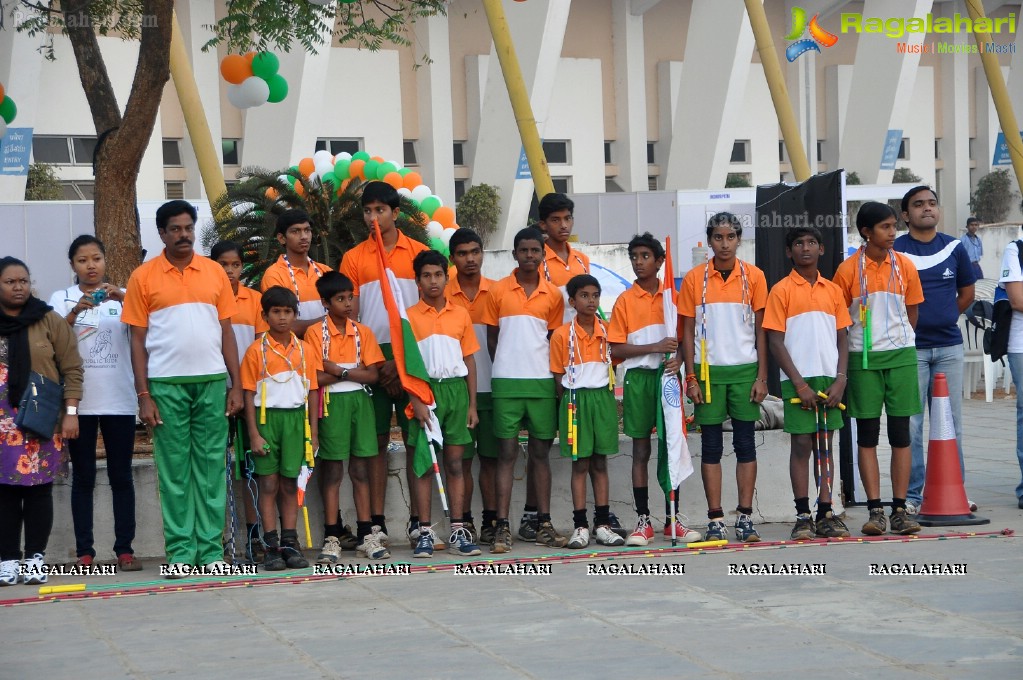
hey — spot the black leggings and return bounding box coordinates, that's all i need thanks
[0,483,53,561]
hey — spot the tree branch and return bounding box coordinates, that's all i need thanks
[62,0,122,133]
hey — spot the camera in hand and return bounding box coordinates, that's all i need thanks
[91,289,107,304]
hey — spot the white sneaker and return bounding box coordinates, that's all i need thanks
[968,499,978,512]
[594,525,625,546]
[0,559,19,586]
[165,563,191,579]
[905,501,920,516]
[203,560,229,573]
[22,553,48,585]
[357,526,391,560]
[317,536,342,564]
[566,527,590,549]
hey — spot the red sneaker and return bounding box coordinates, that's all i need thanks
[625,514,655,546]
[117,553,144,571]
[663,517,703,543]
[75,554,94,567]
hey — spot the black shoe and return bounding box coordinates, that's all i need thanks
[263,547,286,571]
[337,524,359,551]
[281,542,309,569]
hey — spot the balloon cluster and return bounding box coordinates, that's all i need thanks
[0,82,17,138]
[282,149,459,256]
[220,52,289,109]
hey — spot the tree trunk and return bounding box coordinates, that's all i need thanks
[63,0,174,286]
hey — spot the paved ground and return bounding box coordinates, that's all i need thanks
[3,396,1021,679]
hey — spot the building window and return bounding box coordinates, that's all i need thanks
[165,182,185,200]
[647,142,655,164]
[552,177,571,193]
[898,138,908,160]
[453,142,465,167]
[779,141,786,162]
[454,179,466,201]
[32,135,98,165]
[222,139,240,165]
[315,139,362,156]
[403,140,418,166]
[816,140,824,162]
[730,140,750,164]
[968,138,975,160]
[934,139,941,160]
[725,172,752,188]
[162,139,182,167]
[60,181,95,200]
[604,141,612,164]
[648,176,658,191]
[33,136,73,164]
[542,141,569,165]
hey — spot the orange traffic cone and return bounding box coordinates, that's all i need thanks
[917,373,989,527]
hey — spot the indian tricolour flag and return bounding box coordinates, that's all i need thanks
[656,237,694,511]
[371,220,442,477]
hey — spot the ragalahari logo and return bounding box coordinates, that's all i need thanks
[785,7,839,61]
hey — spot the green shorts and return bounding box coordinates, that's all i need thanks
[781,377,845,435]
[558,387,619,458]
[409,378,473,450]
[252,407,308,478]
[372,387,410,437]
[318,390,378,460]
[230,416,255,480]
[467,392,498,459]
[693,380,761,425]
[622,368,660,438]
[494,396,557,440]
[847,363,921,419]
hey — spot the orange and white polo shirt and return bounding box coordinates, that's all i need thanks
[608,280,677,371]
[261,255,331,320]
[230,285,270,362]
[339,230,428,347]
[482,272,564,398]
[122,251,237,381]
[762,269,852,385]
[833,249,923,368]
[550,319,613,390]
[445,275,495,394]
[303,316,384,393]
[241,333,320,408]
[678,259,768,383]
[543,242,591,322]
[407,300,479,380]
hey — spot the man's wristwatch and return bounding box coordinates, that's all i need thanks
[340,368,350,382]
[66,406,78,416]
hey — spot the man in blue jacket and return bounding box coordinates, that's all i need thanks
[894,186,976,515]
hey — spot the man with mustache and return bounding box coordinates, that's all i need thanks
[123,200,244,576]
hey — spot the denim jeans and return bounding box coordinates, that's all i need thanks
[1007,353,1023,500]
[908,345,965,505]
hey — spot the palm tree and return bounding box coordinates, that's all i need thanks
[203,167,429,286]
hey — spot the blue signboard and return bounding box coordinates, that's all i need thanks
[992,132,1022,166]
[515,144,531,180]
[879,129,903,170]
[1,128,32,176]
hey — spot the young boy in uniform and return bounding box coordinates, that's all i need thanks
[680,212,769,543]
[764,227,852,540]
[609,233,701,545]
[406,250,482,558]
[446,228,498,545]
[833,202,923,536]
[261,209,331,333]
[551,275,624,549]
[213,241,270,561]
[340,181,429,546]
[483,227,568,553]
[304,272,388,562]
[240,287,320,570]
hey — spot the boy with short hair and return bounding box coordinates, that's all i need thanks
[483,227,568,553]
[764,227,852,540]
[446,228,498,545]
[340,181,429,546]
[261,209,332,333]
[538,193,591,320]
[213,240,270,561]
[406,250,482,558]
[680,212,769,543]
[240,286,320,570]
[609,233,701,545]
[551,275,624,548]
[304,272,388,562]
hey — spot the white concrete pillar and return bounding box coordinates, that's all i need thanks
[175,0,223,201]
[415,12,455,203]
[939,4,970,232]
[469,0,572,248]
[611,0,649,192]
[662,0,754,190]
[0,14,45,201]
[789,50,818,173]
[837,0,932,183]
